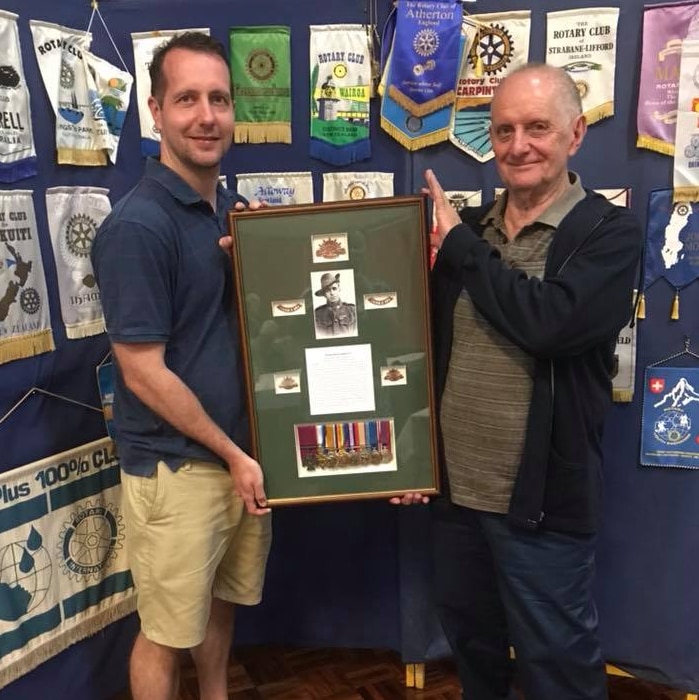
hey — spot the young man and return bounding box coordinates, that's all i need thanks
[313,271,357,337]
[91,33,271,700]
[420,64,643,699]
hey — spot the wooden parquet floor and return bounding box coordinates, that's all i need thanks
[112,646,693,699]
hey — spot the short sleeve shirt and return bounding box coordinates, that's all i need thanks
[91,159,248,476]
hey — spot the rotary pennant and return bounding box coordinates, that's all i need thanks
[322,172,394,201]
[0,11,37,182]
[449,10,531,162]
[381,10,466,151]
[30,20,132,166]
[0,438,135,688]
[236,172,314,205]
[612,299,638,402]
[637,1,699,155]
[673,32,699,201]
[640,189,699,320]
[546,7,619,125]
[309,24,372,165]
[0,190,54,364]
[230,26,291,144]
[641,366,699,468]
[30,20,100,165]
[45,186,111,339]
[387,0,462,117]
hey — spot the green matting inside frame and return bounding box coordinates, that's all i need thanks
[229,196,438,504]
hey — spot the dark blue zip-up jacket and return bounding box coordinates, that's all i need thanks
[432,190,643,534]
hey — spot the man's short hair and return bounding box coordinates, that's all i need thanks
[149,32,229,103]
[495,63,583,121]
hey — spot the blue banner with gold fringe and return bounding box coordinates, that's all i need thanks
[387,0,462,118]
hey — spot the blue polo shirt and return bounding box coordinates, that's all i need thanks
[91,158,249,476]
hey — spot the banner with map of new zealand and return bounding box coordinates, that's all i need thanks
[0,438,135,688]
[0,190,54,365]
[641,366,699,469]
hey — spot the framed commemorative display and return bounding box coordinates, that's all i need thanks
[228,196,439,505]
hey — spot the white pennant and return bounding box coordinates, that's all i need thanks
[81,50,134,164]
[673,37,699,202]
[0,10,37,182]
[236,172,314,205]
[29,20,105,165]
[612,310,638,402]
[449,10,532,162]
[322,172,394,201]
[546,7,620,125]
[45,186,111,339]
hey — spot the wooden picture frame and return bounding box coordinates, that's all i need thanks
[228,196,439,504]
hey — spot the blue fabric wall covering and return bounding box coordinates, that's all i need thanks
[0,0,697,697]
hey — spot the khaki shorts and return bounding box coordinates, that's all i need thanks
[120,459,272,649]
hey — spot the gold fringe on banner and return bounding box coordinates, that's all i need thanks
[670,290,680,320]
[387,85,456,118]
[455,96,491,110]
[613,389,634,402]
[0,329,55,365]
[0,596,136,690]
[673,187,699,203]
[636,292,646,319]
[65,319,105,340]
[234,123,292,144]
[635,135,674,156]
[584,101,614,126]
[379,116,449,151]
[57,148,108,166]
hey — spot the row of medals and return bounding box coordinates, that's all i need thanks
[303,445,393,470]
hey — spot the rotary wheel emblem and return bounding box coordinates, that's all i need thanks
[677,204,690,216]
[413,29,439,57]
[575,80,589,99]
[333,64,348,79]
[64,213,97,261]
[20,287,40,315]
[59,501,124,581]
[348,185,367,200]
[60,61,75,89]
[468,24,513,75]
[246,49,276,82]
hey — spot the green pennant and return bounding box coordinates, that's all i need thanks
[229,26,292,143]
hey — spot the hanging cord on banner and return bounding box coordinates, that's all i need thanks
[97,350,112,368]
[462,13,495,79]
[0,387,103,428]
[85,0,130,73]
[648,336,699,369]
[365,0,382,94]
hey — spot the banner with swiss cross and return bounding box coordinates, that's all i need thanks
[641,366,699,469]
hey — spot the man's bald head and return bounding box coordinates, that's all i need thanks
[492,63,583,122]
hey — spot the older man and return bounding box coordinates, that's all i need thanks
[422,63,642,699]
